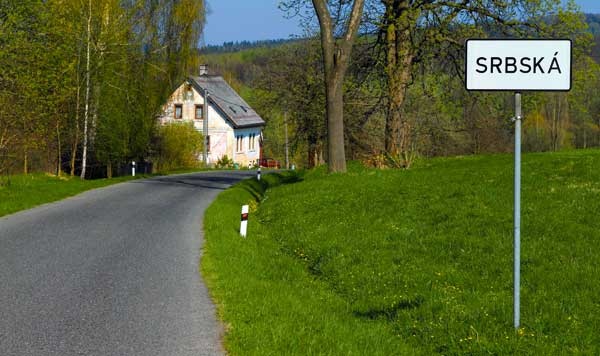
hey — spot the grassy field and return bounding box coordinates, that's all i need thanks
[0,173,148,218]
[202,149,600,355]
[0,166,217,218]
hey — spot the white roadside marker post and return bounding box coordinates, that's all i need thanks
[240,205,249,238]
[257,167,261,181]
[132,161,136,177]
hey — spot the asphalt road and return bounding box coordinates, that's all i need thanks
[0,170,255,356]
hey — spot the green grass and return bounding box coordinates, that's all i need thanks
[0,173,147,218]
[203,149,600,355]
[0,166,214,218]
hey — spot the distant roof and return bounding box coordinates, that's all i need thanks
[188,76,265,128]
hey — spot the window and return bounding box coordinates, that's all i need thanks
[174,104,182,119]
[236,135,244,153]
[249,133,256,151]
[195,105,203,120]
[206,135,211,153]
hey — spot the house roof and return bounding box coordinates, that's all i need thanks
[188,75,265,128]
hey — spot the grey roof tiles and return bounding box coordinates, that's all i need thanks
[189,76,265,128]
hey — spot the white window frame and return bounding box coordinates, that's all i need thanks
[249,133,256,151]
[236,135,244,153]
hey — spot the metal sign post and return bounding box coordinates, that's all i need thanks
[465,39,572,330]
[513,93,521,329]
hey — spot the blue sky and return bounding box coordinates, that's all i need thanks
[204,0,600,46]
[203,0,300,45]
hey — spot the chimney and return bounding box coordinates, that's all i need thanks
[199,64,208,76]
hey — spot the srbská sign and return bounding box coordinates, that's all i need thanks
[466,39,571,91]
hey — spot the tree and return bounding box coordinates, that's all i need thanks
[254,39,327,168]
[377,0,581,167]
[0,0,206,178]
[310,0,365,173]
[155,122,203,171]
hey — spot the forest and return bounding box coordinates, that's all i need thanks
[206,1,600,171]
[1,0,599,178]
[0,0,205,179]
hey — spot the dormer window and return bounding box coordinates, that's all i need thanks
[174,104,183,119]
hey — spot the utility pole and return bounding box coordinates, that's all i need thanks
[284,111,289,170]
[203,88,209,165]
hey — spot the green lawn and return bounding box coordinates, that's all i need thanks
[202,149,600,355]
[0,173,147,218]
[0,166,217,218]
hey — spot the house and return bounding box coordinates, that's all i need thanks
[158,66,265,167]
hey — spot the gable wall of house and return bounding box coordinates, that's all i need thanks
[158,82,262,166]
[232,127,262,167]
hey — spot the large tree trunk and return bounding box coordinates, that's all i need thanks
[383,0,415,167]
[385,59,412,157]
[325,74,346,172]
[312,0,364,173]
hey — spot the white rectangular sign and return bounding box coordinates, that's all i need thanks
[466,39,571,91]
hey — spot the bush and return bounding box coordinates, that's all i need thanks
[215,155,234,169]
[155,122,203,171]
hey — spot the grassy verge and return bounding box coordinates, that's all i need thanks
[0,173,149,218]
[202,172,414,355]
[203,149,600,355]
[0,167,212,218]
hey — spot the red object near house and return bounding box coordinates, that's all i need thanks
[259,158,280,169]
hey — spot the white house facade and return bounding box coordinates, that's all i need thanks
[158,71,265,167]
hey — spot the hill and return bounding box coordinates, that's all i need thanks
[203,14,600,58]
[203,149,600,354]
[201,38,300,55]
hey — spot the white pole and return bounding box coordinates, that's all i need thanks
[203,88,209,165]
[132,161,136,177]
[240,205,249,238]
[514,92,522,329]
[257,167,261,181]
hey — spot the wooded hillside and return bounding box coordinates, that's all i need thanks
[205,3,600,170]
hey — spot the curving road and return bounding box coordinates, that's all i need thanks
[0,171,255,356]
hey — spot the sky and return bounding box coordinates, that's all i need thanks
[203,0,301,46]
[203,0,600,46]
